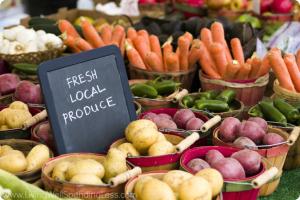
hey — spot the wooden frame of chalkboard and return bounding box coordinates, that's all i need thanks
[38,45,136,154]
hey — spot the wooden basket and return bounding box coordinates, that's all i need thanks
[273,79,300,106]
[284,127,300,170]
[0,139,53,183]
[0,94,13,105]
[134,101,142,116]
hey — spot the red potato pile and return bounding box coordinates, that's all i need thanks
[0,73,20,96]
[142,109,204,130]
[187,148,262,178]
[219,117,285,148]
[14,81,43,104]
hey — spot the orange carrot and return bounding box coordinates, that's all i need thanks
[177,36,190,71]
[100,24,112,45]
[183,32,193,44]
[112,25,125,47]
[209,42,228,77]
[137,30,150,48]
[145,52,164,72]
[296,49,300,71]
[149,35,162,61]
[284,54,300,92]
[61,33,81,53]
[58,19,80,38]
[75,37,93,51]
[127,27,137,41]
[230,38,244,64]
[200,28,213,49]
[268,51,295,91]
[236,63,251,80]
[188,39,201,68]
[249,57,262,79]
[125,40,146,70]
[120,33,126,57]
[246,58,252,65]
[81,20,104,48]
[166,52,180,72]
[258,55,271,76]
[224,60,241,81]
[133,35,151,62]
[162,36,173,71]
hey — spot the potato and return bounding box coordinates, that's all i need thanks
[0,108,12,126]
[66,159,105,180]
[148,141,175,156]
[248,117,268,133]
[6,109,32,129]
[14,81,43,104]
[0,152,27,173]
[263,133,285,145]
[179,176,212,200]
[26,144,50,171]
[132,127,158,154]
[173,109,195,129]
[142,112,159,122]
[187,158,210,173]
[212,158,246,179]
[233,137,257,149]
[196,168,223,197]
[231,149,261,176]
[52,161,70,181]
[134,176,154,199]
[0,73,20,95]
[125,119,157,142]
[140,178,176,200]
[103,148,127,182]
[154,117,177,130]
[185,117,204,130]
[1,149,24,157]
[117,142,140,157]
[162,170,193,195]
[219,117,241,142]
[156,132,166,142]
[0,145,13,156]
[205,150,224,166]
[237,121,266,144]
[70,174,104,185]
[9,101,28,111]
[158,113,173,120]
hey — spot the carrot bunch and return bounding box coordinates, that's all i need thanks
[198,22,270,81]
[125,28,197,72]
[268,48,300,93]
[58,20,125,55]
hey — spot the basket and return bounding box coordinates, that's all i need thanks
[0,94,13,105]
[284,127,300,170]
[134,101,142,116]
[273,79,300,106]
[199,71,269,107]
[212,127,296,196]
[0,139,53,183]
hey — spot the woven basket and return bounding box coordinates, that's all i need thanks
[284,127,300,170]
[0,94,13,105]
[273,79,300,106]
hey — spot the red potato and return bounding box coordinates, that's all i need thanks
[154,117,178,130]
[185,117,204,130]
[233,137,257,149]
[158,113,173,121]
[14,81,43,104]
[142,112,159,122]
[248,117,268,133]
[0,73,20,95]
[231,149,261,176]
[237,121,266,144]
[263,133,285,145]
[219,117,241,142]
[173,109,195,129]
[205,150,224,166]
[212,158,246,180]
[187,158,210,173]
[36,122,53,147]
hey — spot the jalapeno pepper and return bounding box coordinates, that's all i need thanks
[182,95,195,108]
[216,89,236,104]
[199,90,220,100]
[131,83,158,98]
[194,99,229,112]
[259,101,287,125]
[154,80,181,96]
[273,98,300,123]
[248,105,264,117]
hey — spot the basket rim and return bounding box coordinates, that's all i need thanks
[273,79,300,98]
[0,45,66,57]
[129,63,198,75]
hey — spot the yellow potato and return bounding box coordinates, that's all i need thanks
[125,119,157,142]
[0,145,13,156]
[196,168,223,197]
[179,176,212,200]
[134,176,154,199]
[131,128,158,155]
[117,143,140,157]
[148,141,175,156]
[140,178,176,200]
[0,153,27,173]
[66,159,105,180]
[0,125,9,130]
[103,148,127,182]
[52,161,71,182]
[162,170,193,195]
[0,108,12,126]
[156,132,166,142]
[1,149,24,157]
[70,174,104,185]
[9,101,29,111]
[6,109,32,129]
[26,144,50,171]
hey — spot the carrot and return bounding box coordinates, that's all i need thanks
[268,51,295,91]
[166,52,180,72]
[211,22,232,63]
[296,49,300,71]
[75,37,93,51]
[236,63,251,80]
[81,20,104,48]
[111,25,125,47]
[137,30,150,48]
[120,34,126,57]
[223,60,241,81]
[249,57,262,79]
[144,52,164,72]
[230,38,244,64]
[258,55,271,76]
[58,19,80,38]
[284,54,300,92]
[177,36,190,71]
[149,35,162,61]
[127,27,137,41]
[162,36,173,71]
[125,40,146,70]
[246,58,252,65]
[188,39,201,68]
[133,35,151,61]
[209,42,228,77]
[61,33,81,53]
[100,24,112,45]
[200,28,213,49]
[183,32,193,44]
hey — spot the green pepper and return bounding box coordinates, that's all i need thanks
[154,80,181,96]
[216,89,236,104]
[273,98,300,123]
[198,90,220,100]
[182,95,195,108]
[130,83,158,98]
[248,105,264,118]
[259,101,287,125]
[194,99,229,112]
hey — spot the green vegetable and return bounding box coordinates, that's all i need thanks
[131,83,158,98]
[182,95,195,108]
[273,98,300,123]
[216,89,236,104]
[198,90,219,100]
[248,105,264,118]
[194,99,229,112]
[153,80,180,96]
[13,63,38,75]
[259,101,287,125]
[28,17,56,25]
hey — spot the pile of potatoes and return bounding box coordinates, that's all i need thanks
[121,119,176,157]
[133,169,223,200]
[51,148,127,185]
[0,144,50,173]
[0,101,32,130]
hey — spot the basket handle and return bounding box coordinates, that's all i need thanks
[201,115,221,132]
[22,110,48,130]
[287,127,300,146]
[109,167,142,187]
[251,167,278,189]
[172,89,188,103]
[175,132,199,153]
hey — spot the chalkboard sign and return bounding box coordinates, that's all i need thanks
[38,46,136,154]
